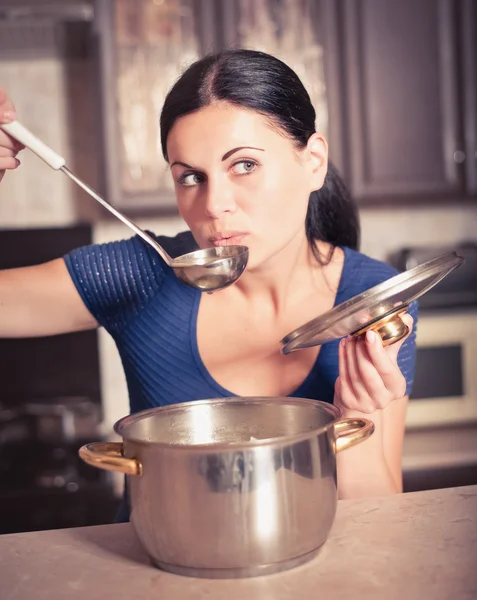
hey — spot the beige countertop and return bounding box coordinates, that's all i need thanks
[1,485,476,600]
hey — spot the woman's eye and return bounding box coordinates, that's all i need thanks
[178,172,205,187]
[232,160,257,175]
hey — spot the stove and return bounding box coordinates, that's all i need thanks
[0,225,119,534]
[0,401,119,534]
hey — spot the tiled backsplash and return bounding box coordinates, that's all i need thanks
[0,55,101,226]
[2,55,477,442]
[0,58,78,226]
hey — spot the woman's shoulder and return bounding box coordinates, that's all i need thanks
[66,229,196,269]
[63,230,197,333]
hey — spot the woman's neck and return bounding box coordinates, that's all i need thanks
[232,232,331,314]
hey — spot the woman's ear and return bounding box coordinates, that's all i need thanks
[306,133,328,192]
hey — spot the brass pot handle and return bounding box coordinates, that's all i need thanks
[333,418,375,453]
[79,442,142,476]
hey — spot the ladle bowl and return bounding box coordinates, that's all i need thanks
[172,246,249,291]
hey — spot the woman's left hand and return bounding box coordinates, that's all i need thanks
[334,313,414,414]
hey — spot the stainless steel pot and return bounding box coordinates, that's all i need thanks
[79,397,374,579]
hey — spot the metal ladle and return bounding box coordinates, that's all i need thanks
[0,122,249,293]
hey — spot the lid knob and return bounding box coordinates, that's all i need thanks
[351,307,410,347]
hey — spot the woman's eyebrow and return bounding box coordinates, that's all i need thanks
[170,147,265,169]
[170,160,194,169]
[221,147,265,161]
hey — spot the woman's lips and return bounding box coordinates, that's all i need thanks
[208,232,248,247]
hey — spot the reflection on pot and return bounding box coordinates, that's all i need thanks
[196,437,336,494]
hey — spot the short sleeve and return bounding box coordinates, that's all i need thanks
[63,234,167,334]
[397,299,418,397]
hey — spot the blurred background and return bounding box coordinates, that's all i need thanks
[0,0,476,534]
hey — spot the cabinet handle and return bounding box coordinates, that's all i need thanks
[453,150,466,164]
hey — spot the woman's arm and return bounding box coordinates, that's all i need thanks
[0,259,99,338]
[336,396,408,498]
[334,313,413,498]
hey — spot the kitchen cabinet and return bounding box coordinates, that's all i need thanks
[93,0,329,214]
[92,0,215,213]
[93,0,477,213]
[320,0,477,204]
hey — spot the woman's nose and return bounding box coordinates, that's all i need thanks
[204,180,236,218]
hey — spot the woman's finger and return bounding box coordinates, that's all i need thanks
[338,337,375,412]
[355,337,393,408]
[345,336,370,402]
[365,330,407,398]
[0,143,22,157]
[0,128,24,152]
[0,88,17,123]
[0,156,20,170]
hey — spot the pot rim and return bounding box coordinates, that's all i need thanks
[113,396,342,451]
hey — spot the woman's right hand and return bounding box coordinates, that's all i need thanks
[0,88,23,183]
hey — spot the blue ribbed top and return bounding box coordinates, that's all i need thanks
[63,231,418,414]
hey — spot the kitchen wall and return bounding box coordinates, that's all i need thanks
[1,53,477,439]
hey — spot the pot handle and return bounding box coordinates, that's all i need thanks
[333,418,375,453]
[79,442,142,476]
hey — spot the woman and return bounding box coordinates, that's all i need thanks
[0,49,416,512]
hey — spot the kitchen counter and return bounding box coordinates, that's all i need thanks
[1,485,476,600]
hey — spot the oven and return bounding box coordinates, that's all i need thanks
[406,309,477,429]
[393,243,477,493]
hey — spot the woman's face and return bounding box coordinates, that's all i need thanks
[166,102,327,269]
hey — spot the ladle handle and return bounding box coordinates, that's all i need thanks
[0,120,174,266]
[60,166,174,266]
[1,121,65,169]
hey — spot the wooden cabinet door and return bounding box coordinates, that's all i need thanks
[460,0,477,195]
[341,0,465,202]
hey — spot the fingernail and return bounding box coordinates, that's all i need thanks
[366,330,376,344]
[3,110,17,122]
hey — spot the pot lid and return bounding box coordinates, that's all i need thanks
[280,251,464,354]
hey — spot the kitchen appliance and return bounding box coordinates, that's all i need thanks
[0,401,119,534]
[0,225,118,534]
[405,309,477,429]
[79,397,373,579]
[23,396,101,444]
[383,243,477,429]
[401,310,477,495]
[388,244,477,492]
[392,242,477,310]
